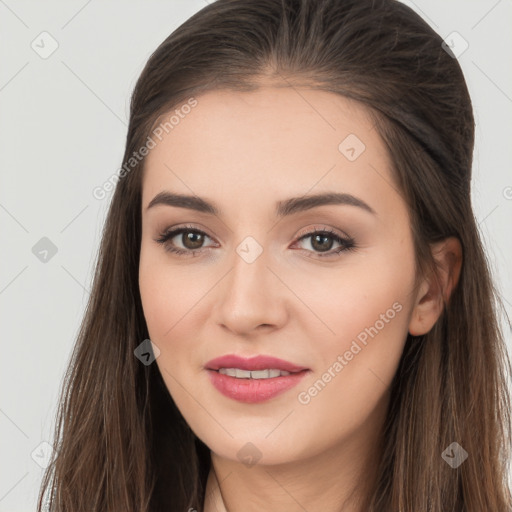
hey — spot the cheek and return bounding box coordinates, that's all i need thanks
[138,249,215,397]
[291,248,415,436]
[138,247,205,341]
[294,280,409,411]
[290,250,414,362]
[138,255,205,411]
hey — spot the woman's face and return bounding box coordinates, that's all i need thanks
[139,86,419,466]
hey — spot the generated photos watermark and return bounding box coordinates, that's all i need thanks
[297,301,403,405]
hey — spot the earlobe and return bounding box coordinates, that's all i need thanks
[408,237,462,336]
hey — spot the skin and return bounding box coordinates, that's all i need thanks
[138,86,462,512]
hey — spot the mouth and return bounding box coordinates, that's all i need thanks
[204,354,310,403]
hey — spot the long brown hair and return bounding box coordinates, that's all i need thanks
[37,0,512,510]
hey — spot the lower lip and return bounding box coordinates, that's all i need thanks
[206,369,309,403]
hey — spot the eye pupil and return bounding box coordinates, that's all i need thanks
[311,234,333,252]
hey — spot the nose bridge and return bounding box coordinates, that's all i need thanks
[227,236,272,304]
[215,234,286,333]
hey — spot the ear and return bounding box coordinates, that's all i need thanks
[408,237,462,336]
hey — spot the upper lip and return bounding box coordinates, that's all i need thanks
[205,354,309,373]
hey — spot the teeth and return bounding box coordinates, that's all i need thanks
[218,368,291,379]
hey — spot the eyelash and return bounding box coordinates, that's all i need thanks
[155,224,357,260]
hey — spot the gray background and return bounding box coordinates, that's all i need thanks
[1,0,511,509]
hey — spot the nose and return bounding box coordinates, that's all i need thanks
[214,246,288,336]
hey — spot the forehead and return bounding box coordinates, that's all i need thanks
[142,86,399,216]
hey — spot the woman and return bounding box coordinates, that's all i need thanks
[37,0,512,510]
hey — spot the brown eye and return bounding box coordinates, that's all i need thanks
[295,228,356,258]
[155,226,215,256]
[310,233,334,252]
[181,230,205,250]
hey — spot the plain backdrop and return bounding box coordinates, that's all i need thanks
[0,1,511,510]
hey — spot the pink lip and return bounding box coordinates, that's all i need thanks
[205,354,308,373]
[204,354,310,403]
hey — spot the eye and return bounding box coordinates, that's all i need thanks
[293,227,356,259]
[155,225,216,257]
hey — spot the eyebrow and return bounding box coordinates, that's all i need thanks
[146,191,376,217]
